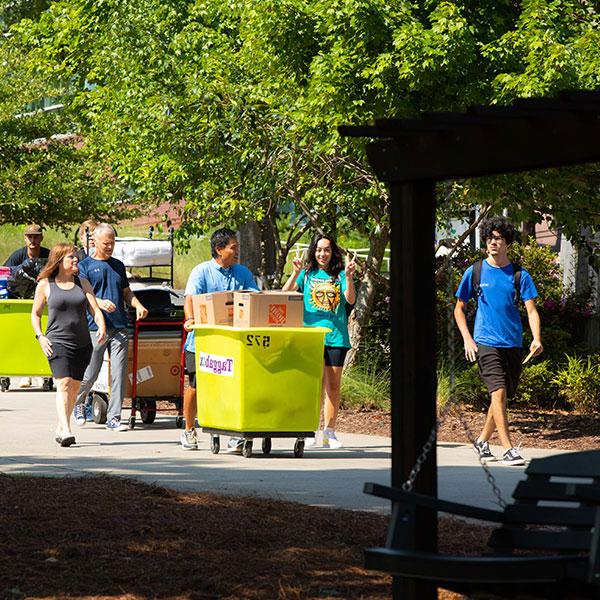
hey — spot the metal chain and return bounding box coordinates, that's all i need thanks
[401,253,507,509]
[453,405,507,508]
[401,387,459,492]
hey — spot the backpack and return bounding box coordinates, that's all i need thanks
[472,259,522,307]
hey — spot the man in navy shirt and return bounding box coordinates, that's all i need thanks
[4,223,50,266]
[180,228,259,451]
[73,223,148,431]
[454,216,543,466]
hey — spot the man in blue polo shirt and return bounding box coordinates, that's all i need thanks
[181,228,259,450]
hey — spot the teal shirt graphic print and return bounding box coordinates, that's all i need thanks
[297,269,351,348]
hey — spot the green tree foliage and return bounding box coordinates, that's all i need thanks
[0,3,133,229]
[5,0,600,348]
[442,0,600,259]
[14,1,600,241]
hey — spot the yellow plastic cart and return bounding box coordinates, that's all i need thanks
[193,325,328,458]
[0,300,51,391]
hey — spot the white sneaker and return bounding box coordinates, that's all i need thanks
[73,404,86,427]
[304,432,318,447]
[323,429,343,449]
[180,428,198,450]
[226,438,244,453]
[105,417,128,432]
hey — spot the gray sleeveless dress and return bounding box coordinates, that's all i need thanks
[45,277,93,380]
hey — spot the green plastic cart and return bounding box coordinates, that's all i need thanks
[193,324,328,458]
[0,300,52,391]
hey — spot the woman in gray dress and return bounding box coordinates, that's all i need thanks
[31,243,106,446]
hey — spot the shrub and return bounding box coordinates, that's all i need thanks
[514,360,560,408]
[356,285,391,370]
[437,364,489,409]
[437,364,451,409]
[553,355,600,414]
[455,364,489,408]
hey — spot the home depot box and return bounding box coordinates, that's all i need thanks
[233,291,304,327]
[94,335,182,397]
[192,291,234,326]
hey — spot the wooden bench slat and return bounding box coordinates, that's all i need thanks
[364,547,586,583]
[503,504,596,526]
[514,480,585,502]
[525,451,600,479]
[489,527,591,551]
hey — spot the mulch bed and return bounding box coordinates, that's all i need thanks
[2,407,595,600]
[336,406,600,452]
[0,474,484,600]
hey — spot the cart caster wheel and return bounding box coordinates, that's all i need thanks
[210,435,220,454]
[242,439,253,458]
[92,393,108,424]
[176,416,184,429]
[294,439,305,458]
[140,399,156,424]
[0,377,9,392]
[128,416,136,430]
[262,437,272,455]
[42,377,53,392]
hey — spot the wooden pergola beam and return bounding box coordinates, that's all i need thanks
[339,89,600,600]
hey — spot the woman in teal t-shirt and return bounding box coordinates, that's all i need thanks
[283,233,356,449]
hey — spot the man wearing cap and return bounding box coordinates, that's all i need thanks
[3,224,50,266]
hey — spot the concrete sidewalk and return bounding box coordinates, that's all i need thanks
[0,388,567,513]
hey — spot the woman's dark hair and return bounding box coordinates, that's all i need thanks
[480,216,516,245]
[210,228,237,258]
[37,243,75,281]
[305,233,344,277]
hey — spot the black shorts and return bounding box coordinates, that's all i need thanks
[476,345,523,399]
[324,346,349,367]
[185,350,196,388]
[47,342,93,381]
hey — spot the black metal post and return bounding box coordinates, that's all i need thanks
[390,181,438,600]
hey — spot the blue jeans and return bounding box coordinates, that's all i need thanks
[75,328,128,423]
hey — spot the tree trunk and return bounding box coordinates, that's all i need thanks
[345,227,390,369]
[239,219,279,290]
[238,221,263,286]
[521,220,536,242]
[259,218,277,289]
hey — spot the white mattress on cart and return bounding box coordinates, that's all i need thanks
[112,237,172,267]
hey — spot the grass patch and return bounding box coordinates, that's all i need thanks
[0,223,210,289]
[341,360,390,410]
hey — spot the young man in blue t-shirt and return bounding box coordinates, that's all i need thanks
[180,228,259,451]
[454,216,543,466]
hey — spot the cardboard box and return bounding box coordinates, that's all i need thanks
[95,337,182,398]
[192,291,234,326]
[233,291,304,328]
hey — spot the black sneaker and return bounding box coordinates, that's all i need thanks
[473,440,497,463]
[502,447,525,466]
